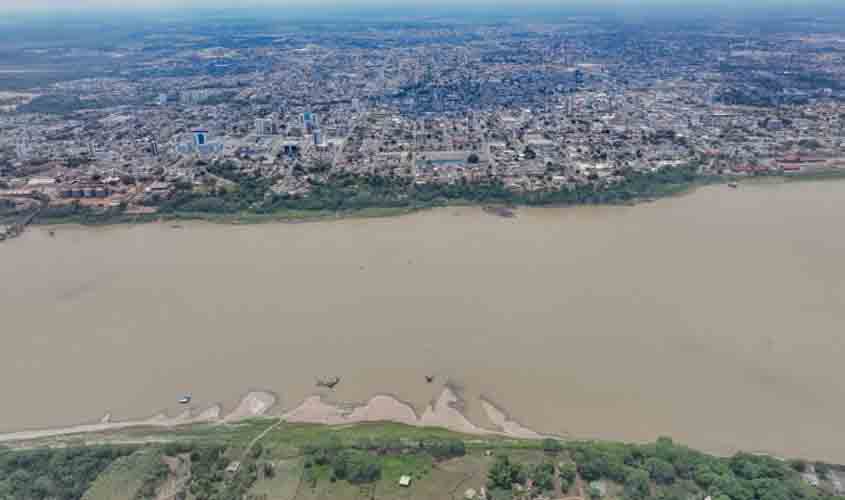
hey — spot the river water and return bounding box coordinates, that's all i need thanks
[2,180,844,461]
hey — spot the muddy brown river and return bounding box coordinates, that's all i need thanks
[2,180,844,461]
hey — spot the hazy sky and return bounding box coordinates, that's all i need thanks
[3,0,564,10]
[5,0,550,11]
[0,0,839,13]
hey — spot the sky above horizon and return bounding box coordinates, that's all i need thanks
[0,0,841,14]
[6,0,568,10]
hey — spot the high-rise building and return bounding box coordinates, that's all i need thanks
[313,129,323,146]
[158,94,168,106]
[282,141,300,157]
[193,129,208,147]
[302,112,318,132]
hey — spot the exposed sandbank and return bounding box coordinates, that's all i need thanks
[0,388,546,445]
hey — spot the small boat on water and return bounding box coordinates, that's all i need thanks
[728,182,738,189]
[178,395,192,404]
[316,376,341,389]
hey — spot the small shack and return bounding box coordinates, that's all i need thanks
[398,475,412,487]
[225,461,241,477]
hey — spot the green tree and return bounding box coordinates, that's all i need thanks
[559,460,578,491]
[712,474,754,500]
[488,455,525,490]
[623,468,650,500]
[345,453,381,484]
[330,451,349,480]
[751,478,790,500]
[529,462,555,492]
[788,459,807,473]
[576,452,610,482]
[426,439,466,460]
[646,457,676,485]
[815,462,831,479]
[693,464,719,489]
[0,446,135,500]
[542,438,563,454]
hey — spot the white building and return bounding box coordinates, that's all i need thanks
[255,118,275,136]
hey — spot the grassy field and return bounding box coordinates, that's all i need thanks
[377,453,490,500]
[80,449,166,500]
[247,458,303,500]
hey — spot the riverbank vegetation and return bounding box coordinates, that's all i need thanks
[0,445,136,499]
[31,164,707,227]
[200,161,704,213]
[1,421,843,500]
[24,164,845,228]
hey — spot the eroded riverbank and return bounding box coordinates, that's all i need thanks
[0,387,542,445]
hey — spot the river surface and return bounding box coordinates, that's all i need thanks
[2,181,845,461]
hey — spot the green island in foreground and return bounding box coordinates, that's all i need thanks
[1,419,843,500]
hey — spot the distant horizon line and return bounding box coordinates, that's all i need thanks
[3,0,845,16]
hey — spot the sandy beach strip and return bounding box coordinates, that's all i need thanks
[0,387,547,444]
[480,398,544,439]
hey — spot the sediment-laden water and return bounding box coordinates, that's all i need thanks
[2,180,844,461]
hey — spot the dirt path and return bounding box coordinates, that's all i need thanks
[241,417,283,461]
[156,454,192,500]
[553,463,564,498]
[568,473,587,500]
[446,467,480,500]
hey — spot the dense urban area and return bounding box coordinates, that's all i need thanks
[3,13,845,236]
